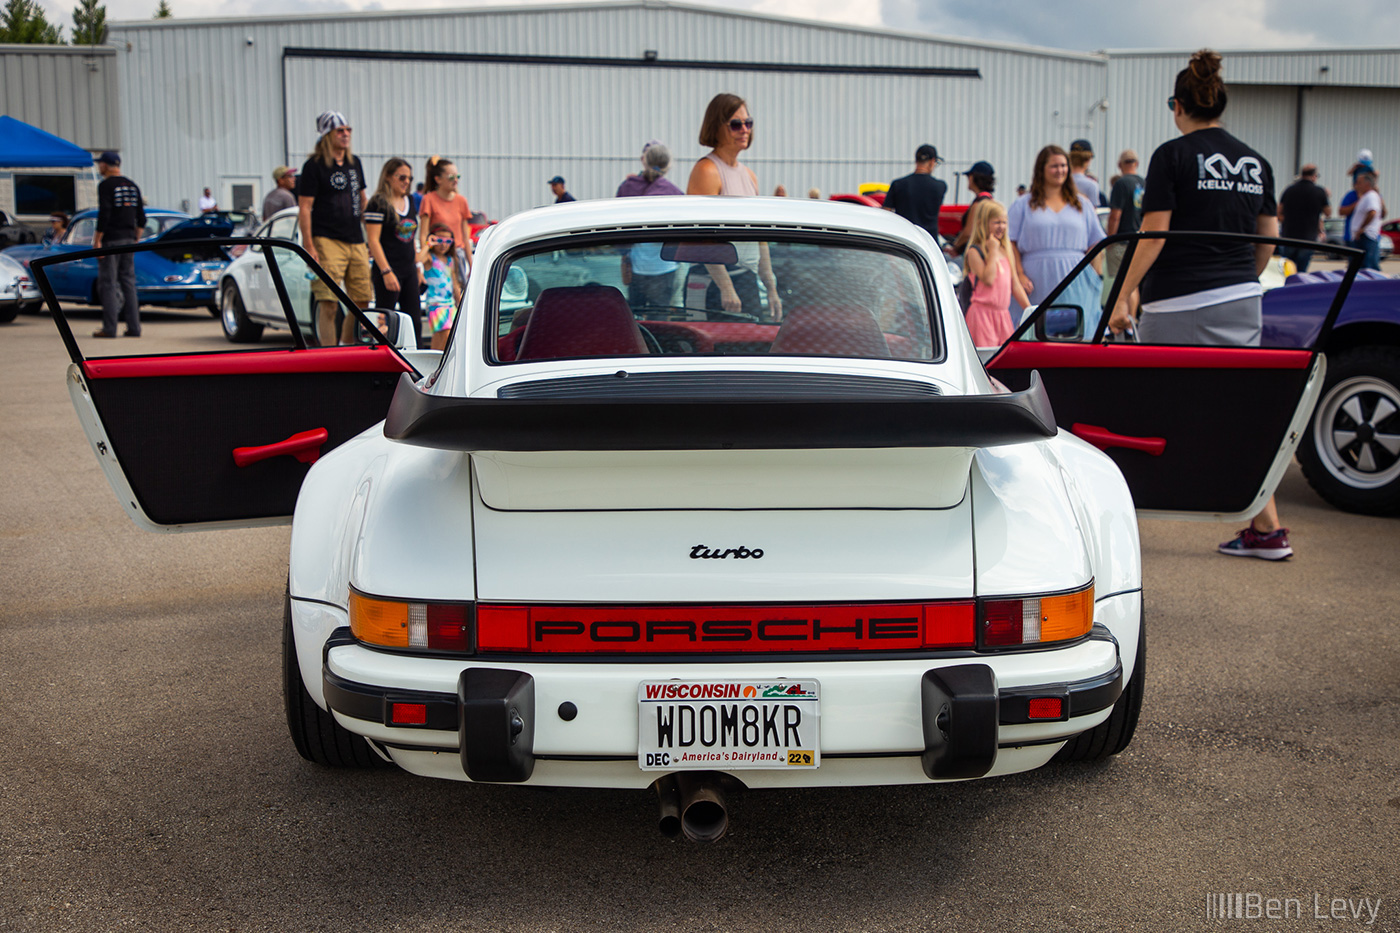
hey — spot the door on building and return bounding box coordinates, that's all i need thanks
[221,175,260,214]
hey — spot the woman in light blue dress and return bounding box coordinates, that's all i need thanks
[1008,144,1105,335]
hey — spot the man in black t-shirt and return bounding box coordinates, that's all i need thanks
[883,144,947,243]
[1277,165,1330,272]
[91,151,146,339]
[298,110,370,346]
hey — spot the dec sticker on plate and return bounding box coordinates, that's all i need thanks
[638,680,820,770]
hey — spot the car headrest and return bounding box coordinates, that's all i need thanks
[769,306,891,358]
[516,285,649,360]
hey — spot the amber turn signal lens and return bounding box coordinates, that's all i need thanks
[349,591,409,648]
[1039,586,1094,643]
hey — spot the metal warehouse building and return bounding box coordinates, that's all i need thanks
[10,1,1399,222]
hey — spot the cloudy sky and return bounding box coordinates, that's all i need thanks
[39,0,1400,50]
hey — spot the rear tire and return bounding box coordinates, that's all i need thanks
[283,590,387,768]
[220,283,263,343]
[0,304,18,324]
[1055,612,1145,763]
[1296,346,1400,515]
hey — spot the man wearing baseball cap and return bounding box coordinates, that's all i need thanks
[1069,139,1103,207]
[298,110,370,346]
[548,176,575,203]
[883,144,947,242]
[91,151,145,339]
[262,165,297,221]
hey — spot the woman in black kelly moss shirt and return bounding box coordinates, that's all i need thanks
[1107,49,1292,562]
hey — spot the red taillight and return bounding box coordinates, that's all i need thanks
[980,586,1094,648]
[426,603,471,651]
[924,601,976,647]
[476,605,529,651]
[982,600,1025,647]
[475,602,978,654]
[350,591,473,651]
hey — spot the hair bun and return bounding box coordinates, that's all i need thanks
[1186,49,1224,108]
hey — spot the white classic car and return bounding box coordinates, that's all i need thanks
[35,198,1349,843]
[0,250,41,322]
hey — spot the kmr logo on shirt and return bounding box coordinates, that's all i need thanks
[1196,154,1265,195]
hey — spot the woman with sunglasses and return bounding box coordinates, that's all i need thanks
[1106,50,1289,562]
[686,93,782,320]
[420,156,474,284]
[364,158,423,346]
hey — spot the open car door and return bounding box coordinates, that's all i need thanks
[984,231,1363,520]
[36,238,423,532]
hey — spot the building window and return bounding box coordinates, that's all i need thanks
[14,174,77,216]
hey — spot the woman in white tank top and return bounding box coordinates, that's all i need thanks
[686,93,782,320]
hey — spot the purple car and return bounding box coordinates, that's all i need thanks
[1262,269,1399,515]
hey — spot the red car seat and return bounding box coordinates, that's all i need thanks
[769,306,891,358]
[516,285,649,360]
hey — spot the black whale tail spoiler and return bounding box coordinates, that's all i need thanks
[382,371,1057,452]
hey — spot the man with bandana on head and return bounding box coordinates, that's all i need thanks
[298,110,370,346]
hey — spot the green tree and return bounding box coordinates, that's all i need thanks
[71,0,104,44]
[0,0,64,43]
[153,0,170,17]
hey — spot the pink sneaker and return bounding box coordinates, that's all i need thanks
[1218,526,1293,560]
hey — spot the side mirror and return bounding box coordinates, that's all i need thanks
[355,309,420,351]
[1035,304,1085,341]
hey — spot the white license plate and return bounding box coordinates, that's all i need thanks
[201,269,218,282]
[637,680,820,770]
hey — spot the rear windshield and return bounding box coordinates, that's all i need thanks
[491,236,938,363]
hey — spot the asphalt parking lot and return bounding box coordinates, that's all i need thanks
[1,305,1396,932]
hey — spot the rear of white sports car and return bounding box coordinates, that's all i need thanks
[286,199,1144,840]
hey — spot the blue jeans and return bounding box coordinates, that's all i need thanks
[1279,244,1314,273]
[1354,235,1382,271]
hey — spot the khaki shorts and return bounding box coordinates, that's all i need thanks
[311,237,372,306]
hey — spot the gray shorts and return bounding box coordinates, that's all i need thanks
[1136,295,1261,347]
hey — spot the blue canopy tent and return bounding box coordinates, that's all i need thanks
[0,116,94,168]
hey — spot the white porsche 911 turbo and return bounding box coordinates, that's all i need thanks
[35,197,1354,842]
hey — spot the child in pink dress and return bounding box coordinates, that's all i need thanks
[963,200,1030,347]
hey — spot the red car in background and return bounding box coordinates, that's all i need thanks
[828,191,969,242]
[1381,220,1400,255]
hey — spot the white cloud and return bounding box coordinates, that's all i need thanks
[878,0,1400,50]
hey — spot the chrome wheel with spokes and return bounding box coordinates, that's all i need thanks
[1299,347,1400,515]
[219,282,263,343]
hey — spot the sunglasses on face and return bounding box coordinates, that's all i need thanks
[444,174,461,181]
[395,173,413,181]
[431,237,454,246]
[1166,97,1177,112]
[728,118,754,131]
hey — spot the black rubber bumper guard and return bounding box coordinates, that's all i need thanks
[324,658,1122,784]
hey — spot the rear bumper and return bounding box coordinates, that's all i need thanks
[320,592,1138,789]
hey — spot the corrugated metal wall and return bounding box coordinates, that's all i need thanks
[0,44,121,150]
[102,6,1399,222]
[108,1,1108,218]
[1107,50,1400,204]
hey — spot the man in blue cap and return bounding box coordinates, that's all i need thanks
[549,176,575,203]
[91,151,145,338]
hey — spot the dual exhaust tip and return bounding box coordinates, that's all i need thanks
[655,773,730,842]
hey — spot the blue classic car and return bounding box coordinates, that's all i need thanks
[3,208,232,313]
[1261,269,1400,516]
